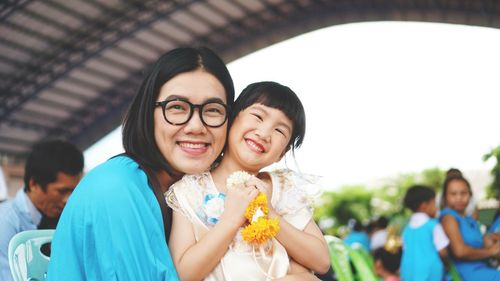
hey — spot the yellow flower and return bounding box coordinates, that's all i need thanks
[244,193,269,221]
[241,217,280,245]
[227,171,280,245]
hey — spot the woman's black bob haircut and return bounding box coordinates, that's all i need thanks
[122,46,234,176]
[121,47,234,242]
[230,81,306,154]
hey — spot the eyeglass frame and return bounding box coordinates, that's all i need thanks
[154,98,229,128]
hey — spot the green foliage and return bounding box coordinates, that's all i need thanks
[483,145,500,199]
[314,167,446,236]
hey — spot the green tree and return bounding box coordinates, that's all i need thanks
[483,145,500,199]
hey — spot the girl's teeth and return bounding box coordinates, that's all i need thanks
[247,140,263,152]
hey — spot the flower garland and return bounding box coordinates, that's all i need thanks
[226,171,280,245]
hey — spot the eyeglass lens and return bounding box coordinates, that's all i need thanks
[164,100,227,127]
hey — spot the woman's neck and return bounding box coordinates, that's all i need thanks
[156,170,177,193]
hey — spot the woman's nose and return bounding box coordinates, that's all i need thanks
[183,110,207,134]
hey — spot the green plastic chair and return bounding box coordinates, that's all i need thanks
[347,246,378,281]
[324,235,355,281]
[8,229,55,281]
[449,262,463,281]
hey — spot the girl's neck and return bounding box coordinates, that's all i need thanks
[211,156,260,193]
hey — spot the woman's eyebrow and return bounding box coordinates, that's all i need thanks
[162,95,187,102]
[204,97,226,104]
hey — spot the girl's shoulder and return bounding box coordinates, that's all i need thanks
[170,172,213,191]
[166,172,213,219]
[266,169,322,191]
[266,169,322,216]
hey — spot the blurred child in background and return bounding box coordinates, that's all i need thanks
[374,247,402,281]
[401,185,449,281]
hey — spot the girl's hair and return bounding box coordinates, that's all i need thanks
[441,175,472,209]
[121,46,234,243]
[374,247,402,274]
[230,81,305,154]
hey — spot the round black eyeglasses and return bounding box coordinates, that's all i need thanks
[155,99,228,128]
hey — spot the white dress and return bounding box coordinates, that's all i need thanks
[165,169,321,281]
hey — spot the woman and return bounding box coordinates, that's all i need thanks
[46,46,234,280]
[439,175,500,281]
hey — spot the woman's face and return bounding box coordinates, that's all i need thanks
[154,70,228,174]
[445,179,471,214]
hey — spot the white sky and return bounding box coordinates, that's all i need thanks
[84,21,500,191]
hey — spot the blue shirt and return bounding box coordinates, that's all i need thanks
[46,156,178,281]
[440,208,500,281]
[344,231,370,252]
[401,219,444,281]
[0,189,42,281]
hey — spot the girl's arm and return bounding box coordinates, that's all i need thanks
[169,185,258,281]
[441,214,500,260]
[250,176,330,274]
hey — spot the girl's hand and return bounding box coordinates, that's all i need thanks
[246,177,278,216]
[220,182,259,227]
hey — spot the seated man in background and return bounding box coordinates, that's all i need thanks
[0,140,84,281]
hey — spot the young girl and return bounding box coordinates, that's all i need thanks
[439,175,500,281]
[166,81,330,280]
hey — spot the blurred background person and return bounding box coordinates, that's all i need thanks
[344,219,370,252]
[0,140,84,281]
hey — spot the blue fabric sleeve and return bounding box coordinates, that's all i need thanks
[46,157,179,281]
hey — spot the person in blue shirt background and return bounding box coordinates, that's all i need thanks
[440,175,500,281]
[344,219,371,252]
[400,185,449,281]
[0,140,83,281]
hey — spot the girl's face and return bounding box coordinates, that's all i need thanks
[225,103,293,173]
[445,179,471,214]
[154,70,228,174]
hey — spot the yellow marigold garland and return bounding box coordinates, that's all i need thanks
[227,171,280,245]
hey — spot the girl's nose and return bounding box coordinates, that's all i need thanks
[255,125,271,142]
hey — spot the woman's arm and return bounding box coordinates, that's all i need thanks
[441,214,500,260]
[250,176,330,274]
[275,260,321,281]
[271,215,330,274]
[169,185,258,281]
[251,176,330,274]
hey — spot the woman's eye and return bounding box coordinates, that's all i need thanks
[275,128,286,136]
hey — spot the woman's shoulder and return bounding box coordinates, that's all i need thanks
[74,155,146,197]
[439,208,460,220]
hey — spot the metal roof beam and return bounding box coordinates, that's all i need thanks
[0,0,198,123]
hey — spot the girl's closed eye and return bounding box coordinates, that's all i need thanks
[251,113,263,121]
[275,127,287,137]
